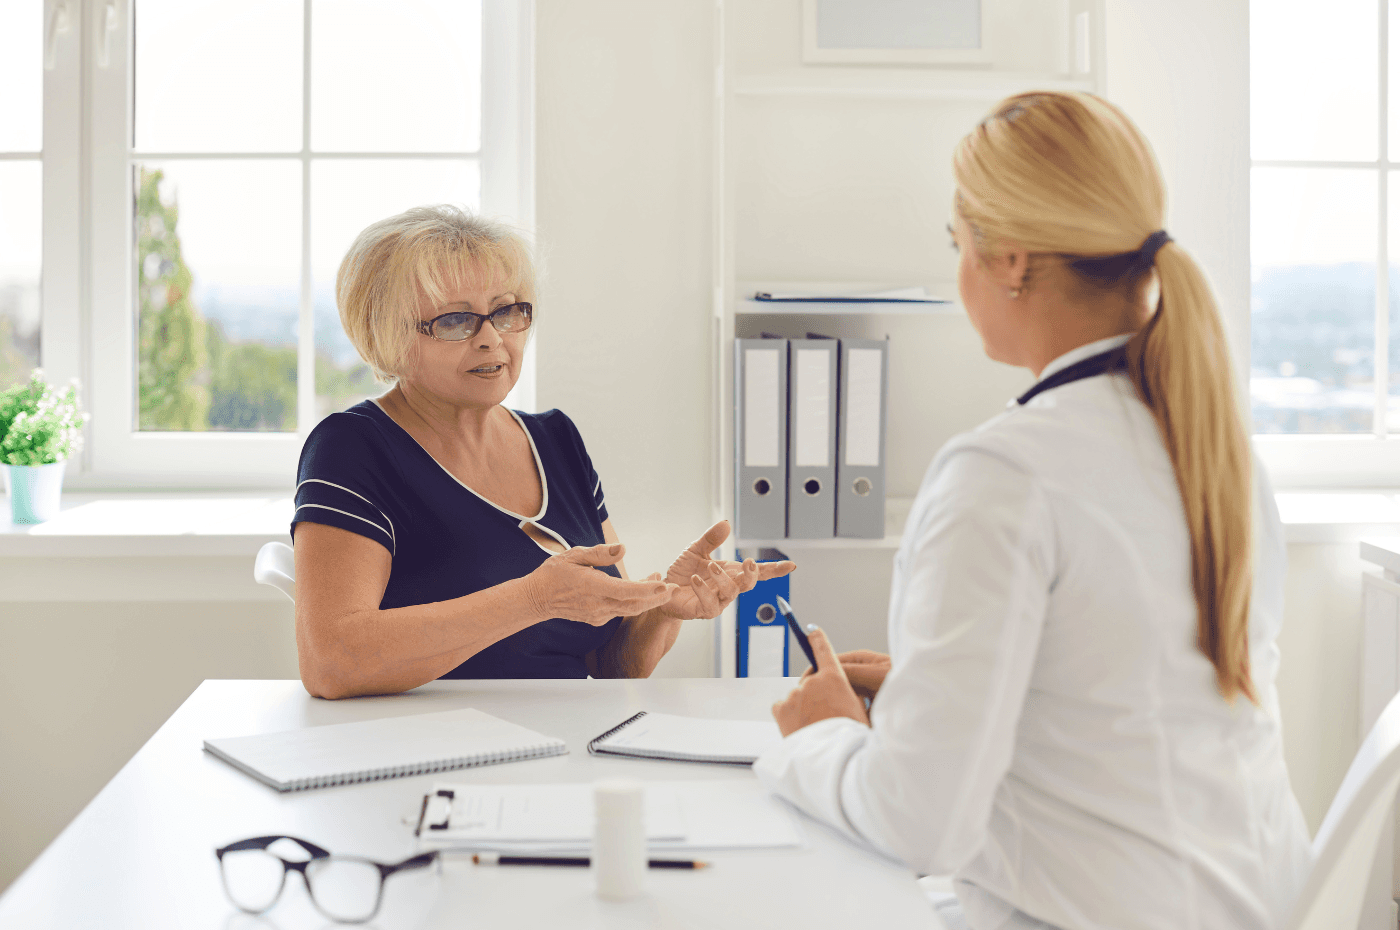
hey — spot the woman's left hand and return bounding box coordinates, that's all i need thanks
[655,520,796,621]
[772,627,870,736]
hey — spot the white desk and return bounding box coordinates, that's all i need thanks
[0,678,940,929]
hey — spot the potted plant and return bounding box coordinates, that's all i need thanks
[0,370,87,524]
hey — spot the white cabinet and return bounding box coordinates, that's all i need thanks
[1359,538,1400,927]
[709,1,1103,675]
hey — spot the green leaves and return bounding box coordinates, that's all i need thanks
[0,369,87,466]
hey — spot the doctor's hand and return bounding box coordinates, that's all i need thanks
[772,628,871,737]
[829,650,892,701]
[655,520,796,621]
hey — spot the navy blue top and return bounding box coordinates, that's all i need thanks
[291,401,618,679]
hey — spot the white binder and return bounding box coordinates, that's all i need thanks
[835,338,888,539]
[735,338,788,540]
[786,338,837,538]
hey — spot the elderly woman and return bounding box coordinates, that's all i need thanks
[292,205,792,698]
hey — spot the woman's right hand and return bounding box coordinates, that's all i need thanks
[523,543,678,626]
[827,650,892,700]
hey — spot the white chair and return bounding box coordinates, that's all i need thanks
[253,540,296,603]
[1287,689,1400,930]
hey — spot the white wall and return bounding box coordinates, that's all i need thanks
[0,591,299,893]
[534,0,717,676]
[0,0,1373,899]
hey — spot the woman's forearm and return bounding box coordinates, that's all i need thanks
[594,609,685,679]
[297,576,548,699]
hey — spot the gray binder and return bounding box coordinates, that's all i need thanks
[735,339,788,540]
[785,338,837,538]
[835,338,888,539]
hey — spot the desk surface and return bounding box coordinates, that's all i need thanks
[0,678,939,929]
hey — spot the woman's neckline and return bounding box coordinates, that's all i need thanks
[366,398,550,522]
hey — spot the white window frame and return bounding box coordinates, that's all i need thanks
[42,0,534,488]
[1250,0,1400,489]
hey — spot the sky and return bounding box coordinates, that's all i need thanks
[0,0,484,291]
[8,1,1400,284]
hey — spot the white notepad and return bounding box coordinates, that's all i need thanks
[588,711,783,765]
[204,707,568,792]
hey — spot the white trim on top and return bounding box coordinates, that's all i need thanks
[519,519,569,556]
[294,478,397,548]
[369,400,549,523]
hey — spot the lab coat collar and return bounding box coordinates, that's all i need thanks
[1036,333,1134,383]
[1006,334,1134,410]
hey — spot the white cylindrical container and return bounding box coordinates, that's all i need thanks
[593,779,646,900]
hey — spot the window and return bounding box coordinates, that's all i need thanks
[0,2,42,390]
[1250,0,1400,483]
[35,0,533,483]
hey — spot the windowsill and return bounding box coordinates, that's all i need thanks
[0,492,293,557]
[0,490,1395,558]
[1273,492,1400,543]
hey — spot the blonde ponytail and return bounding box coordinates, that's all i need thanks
[954,92,1256,703]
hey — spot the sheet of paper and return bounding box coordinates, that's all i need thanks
[426,783,684,844]
[419,779,804,852]
[754,286,940,302]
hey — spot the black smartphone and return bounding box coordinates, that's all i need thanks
[775,596,818,672]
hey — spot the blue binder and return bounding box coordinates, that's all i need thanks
[736,547,791,678]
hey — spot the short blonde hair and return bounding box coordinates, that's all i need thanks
[336,205,536,382]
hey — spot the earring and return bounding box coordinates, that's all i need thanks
[1008,286,1022,299]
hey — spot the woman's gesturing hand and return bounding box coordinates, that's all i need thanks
[658,520,796,621]
[523,543,677,627]
[771,627,870,736]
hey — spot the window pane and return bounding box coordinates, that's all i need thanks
[310,159,480,419]
[135,161,300,432]
[1252,167,1378,434]
[1392,0,1400,156]
[1252,0,1378,161]
[1389,171,1400,429]
[312,0,481,152]
[0,162,42,390]
[0,1,41,151]
[134,0,302,153]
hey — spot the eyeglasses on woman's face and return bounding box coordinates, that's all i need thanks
[215,835,439,924]
[416,301,533,342]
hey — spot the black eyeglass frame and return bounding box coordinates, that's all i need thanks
[214,834,439,924]
[415,301,533,341]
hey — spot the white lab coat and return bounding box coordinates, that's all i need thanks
[754,335,1312,930]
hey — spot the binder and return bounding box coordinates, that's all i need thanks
[785,337,838,539]
[736,547,791,678]
[735,338,788,540]
[836,338,889,539]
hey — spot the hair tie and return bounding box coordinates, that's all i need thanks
[1136,230,1172,269]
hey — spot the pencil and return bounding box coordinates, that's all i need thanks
[472,852,709,869]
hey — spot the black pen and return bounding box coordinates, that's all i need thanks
[472,852,709,870]
[775,596,818,671]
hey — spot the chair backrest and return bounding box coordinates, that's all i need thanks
[1286,689,1400,930]
[253,541,296,603]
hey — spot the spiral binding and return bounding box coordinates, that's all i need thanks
[286,740,567,792]
[586,711,648,756]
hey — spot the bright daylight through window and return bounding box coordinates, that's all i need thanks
[132,0,482,434]
[0,2,42,391]
[1250,0,1398,435]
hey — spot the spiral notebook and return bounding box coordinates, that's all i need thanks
[587,711,783,766]
[204,707,568,792]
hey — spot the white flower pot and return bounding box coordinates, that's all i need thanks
[4,460,67,524]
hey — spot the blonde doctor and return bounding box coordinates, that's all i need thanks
[754,92,1312,930]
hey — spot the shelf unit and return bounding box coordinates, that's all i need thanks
[710,0,1106,677]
